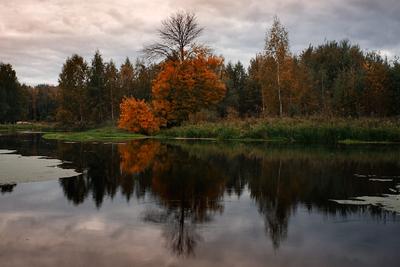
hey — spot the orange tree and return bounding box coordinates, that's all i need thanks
[118,97,159,134]
[152,52,226,126]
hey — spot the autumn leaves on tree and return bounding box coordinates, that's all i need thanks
[151,52,225,126]
[118,98,159,134]
[119,12,226,133]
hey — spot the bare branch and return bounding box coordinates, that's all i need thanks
[143,11,204,62]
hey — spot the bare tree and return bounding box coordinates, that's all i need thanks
[143,11,204,62]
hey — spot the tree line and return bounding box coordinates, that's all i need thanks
[1,13,400,127]
[56,52,159,128]
[0,55,158,125]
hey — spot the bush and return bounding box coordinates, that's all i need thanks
[118,98,159,135]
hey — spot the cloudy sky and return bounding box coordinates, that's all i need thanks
[1,0,399,85]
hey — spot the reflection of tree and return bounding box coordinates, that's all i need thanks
[144,208,201,256]
[248,160,290,249]
[0,183,16,194]
[59,140,227,256]
[143,147,227,256]
[171,142,399,249]
[59,176,89,205]
[59,140,161,207]
[119,141,161,175]
[21,135,397,253]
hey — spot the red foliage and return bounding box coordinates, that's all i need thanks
[152,53,226,126]
[118,97,159,134]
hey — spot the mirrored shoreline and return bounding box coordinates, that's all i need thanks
[0,134,399,267]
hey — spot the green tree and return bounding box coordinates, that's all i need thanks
[0,63,24,123]
[219,61,248,117]
[132,60,159,101]
[88,50,106,123]
[57,54,88,126]
[244,56,263,116]
[27,84,58,121]
[299,40,366,116]
[104,60,120,121]
[389,60,400,115]
[119,58,135,97]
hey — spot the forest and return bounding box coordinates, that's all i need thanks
[1,12,400,134]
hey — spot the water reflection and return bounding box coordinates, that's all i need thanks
[54,139,400,252]
[143,144,226,256]
[0,134,399,261]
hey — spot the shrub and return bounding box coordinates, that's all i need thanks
[118,98,159,135]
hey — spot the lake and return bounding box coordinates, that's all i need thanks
[0,134,399,267]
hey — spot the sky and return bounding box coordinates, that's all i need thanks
[1,0,399,85]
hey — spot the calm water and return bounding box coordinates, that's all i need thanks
[0,134,399,267]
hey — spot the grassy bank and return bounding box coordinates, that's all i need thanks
[0,122,56,133]
[5,118,400,144]
[159,118,400,144]
[42,127,145,142]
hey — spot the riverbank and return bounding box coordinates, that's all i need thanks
[3,117,400,144]
[0,122,56,133]
[42,127,145,142]
[159,117,400,144]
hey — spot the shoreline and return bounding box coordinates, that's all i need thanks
[2,118,400,144]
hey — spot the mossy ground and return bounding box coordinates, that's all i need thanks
[42,127,145,142]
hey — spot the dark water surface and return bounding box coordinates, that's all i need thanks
[0,134,399,267]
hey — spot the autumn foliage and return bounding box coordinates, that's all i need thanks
[152,53,226,126]
[118,97,159,134]
[119,141,161,175]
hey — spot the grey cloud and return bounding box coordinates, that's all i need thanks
[0,0,399,85]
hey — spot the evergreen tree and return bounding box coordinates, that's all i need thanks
[389,60,400,116]
[27,84,58,121]
[119,58,135,97]
[57,54,88,126]
[219,61,248,117]
[104,60,120,121]
[132,60,159,101]
[243,57,263,116]
[88,50,106,123]
[0,63,23,123]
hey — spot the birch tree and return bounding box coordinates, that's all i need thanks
[264,16,290,117]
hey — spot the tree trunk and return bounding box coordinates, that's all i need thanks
[79,103,83,123]
[277,62,283,117]
[110,88,114,121]
[180,45,184,63]
[261,87,266,114]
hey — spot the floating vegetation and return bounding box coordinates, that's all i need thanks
[369,178,393,182]
[0,150,80,184]
[354,173,397,182]
[331,194,400,214]
[354,173,376,178]
[332,173,400,213]
[0,149,17,154]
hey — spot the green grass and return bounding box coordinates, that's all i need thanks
[42,127,145,142]
[0,122,55,132]
[158,117,400,144]
[5,117,400,144]
[337,139,397,145]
